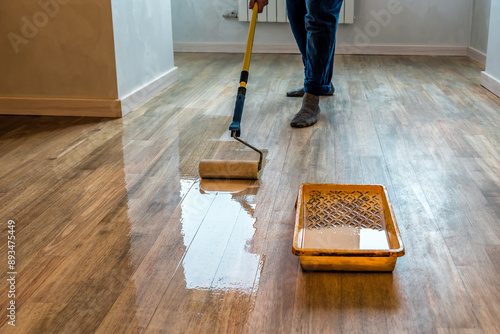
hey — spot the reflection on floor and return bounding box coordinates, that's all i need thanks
[1,53,500,333]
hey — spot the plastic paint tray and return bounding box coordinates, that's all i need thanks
[292,184,404,272]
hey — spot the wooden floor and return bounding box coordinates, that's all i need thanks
[1,53,500,333]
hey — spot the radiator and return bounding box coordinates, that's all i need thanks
[238,0,354,24]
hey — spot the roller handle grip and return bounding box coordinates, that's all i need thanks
[229,87,246,137]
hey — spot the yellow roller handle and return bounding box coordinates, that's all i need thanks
[241,3,259,86]
[229,3,259,137]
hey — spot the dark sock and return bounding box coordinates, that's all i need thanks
[290,93,320,128]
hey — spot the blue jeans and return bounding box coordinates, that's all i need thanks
[287,0,344,95]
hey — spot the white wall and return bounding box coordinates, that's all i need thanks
[172,0,473,48]
[480,0,500,97]
[484,1,500,80]
[470,0,491,54]
[111,0,176,99]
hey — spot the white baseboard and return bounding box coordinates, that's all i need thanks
[120,67,179,117]
[0,97,122,117]
[336,45,467,56]
[174,43,468,56]
[481,71,500,98]
[468,47,487,65]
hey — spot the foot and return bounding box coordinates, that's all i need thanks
[290,93,320,128]
[286,84,335,97]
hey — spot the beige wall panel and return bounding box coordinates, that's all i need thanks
[0,0,118,99]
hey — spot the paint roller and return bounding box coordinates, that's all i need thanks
[199,3,263,180]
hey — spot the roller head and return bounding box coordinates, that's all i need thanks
[199,159,259,180]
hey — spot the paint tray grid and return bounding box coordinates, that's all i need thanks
[305,190,385,231]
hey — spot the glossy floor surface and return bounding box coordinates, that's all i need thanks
[1,54,500,333]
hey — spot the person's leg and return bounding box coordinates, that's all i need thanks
[290,0,343,128]
[303,0,343,96]
[286,0,307,64]
[286,0,342,98]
